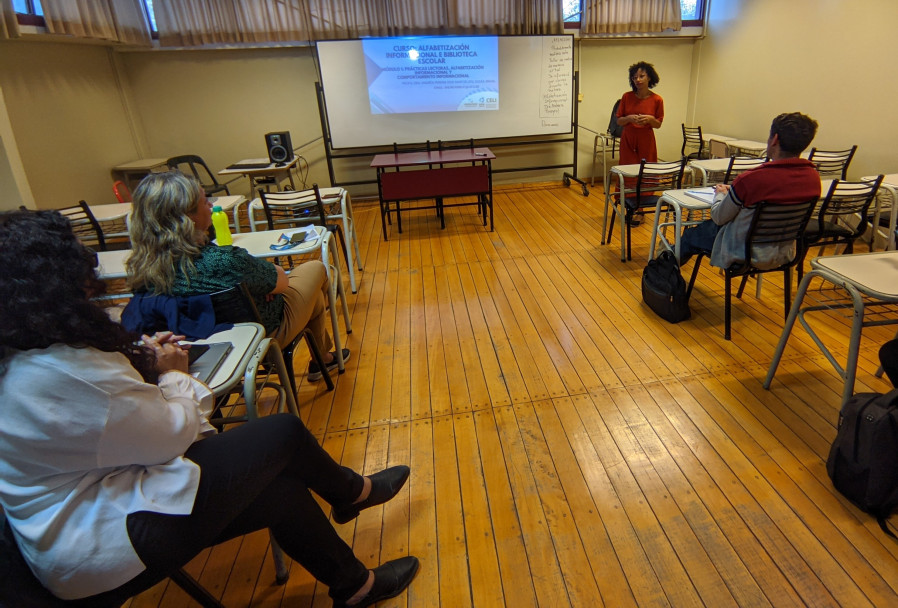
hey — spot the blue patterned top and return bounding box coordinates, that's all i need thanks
[170,245,281,333]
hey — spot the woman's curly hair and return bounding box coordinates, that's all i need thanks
[0,209,158,382]
[628,61,660,92]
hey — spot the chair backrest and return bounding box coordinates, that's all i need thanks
[166,154,224,193]
[723,156,766,184]
[209,282,263,326]
[608,99,623,138]
[59,200,107,251]
[808,145,857,180]
[738,198,818,272]
[681,124,704,159]
[112,180,132,203]
[635,158,687,202]
[259,184,329,232]
[811,175,884,241]
[708,138,730,159]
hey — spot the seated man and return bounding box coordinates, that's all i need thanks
[679,112,821,268]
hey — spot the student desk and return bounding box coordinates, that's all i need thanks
[863,173,898,251]
[219,157,301,194]
[647,189,713,261]
[764,251,898,406]
[112,158,169,191]
[371,147,495,240]
[246,187,362,294]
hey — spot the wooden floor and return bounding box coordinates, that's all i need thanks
[129,182,898,608]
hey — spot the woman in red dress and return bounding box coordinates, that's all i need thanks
[616,61,664,165]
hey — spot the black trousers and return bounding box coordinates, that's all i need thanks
[71,414,368,606]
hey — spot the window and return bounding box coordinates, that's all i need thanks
[143,0,158,34]
[13,0,43,26]
[564,0,704,27]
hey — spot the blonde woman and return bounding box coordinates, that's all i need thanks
[126,171,347,381]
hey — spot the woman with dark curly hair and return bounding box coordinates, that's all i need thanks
[616,60,664,166]
[0,209,417,606]
[127,171,346,382]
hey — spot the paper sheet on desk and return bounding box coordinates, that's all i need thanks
[685,188,716,204]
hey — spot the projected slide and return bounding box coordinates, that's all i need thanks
[363,36,499,114]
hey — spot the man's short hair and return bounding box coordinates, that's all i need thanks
[769,112,818,154]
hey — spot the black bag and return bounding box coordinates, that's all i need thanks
[641,251,691,323]
[608,99,623,139]
[827,389,898,537]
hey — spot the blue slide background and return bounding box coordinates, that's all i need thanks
[363,36,499,114]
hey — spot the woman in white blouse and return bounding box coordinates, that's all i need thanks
[0,209,417,607]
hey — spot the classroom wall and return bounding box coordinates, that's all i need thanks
[692,0,898,180]
[0,41,139,208]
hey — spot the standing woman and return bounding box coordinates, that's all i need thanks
[616,61,664,166]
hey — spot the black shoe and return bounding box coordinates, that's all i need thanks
[332,556,420,608]
[308,348,350,382]
[332,465,410,524]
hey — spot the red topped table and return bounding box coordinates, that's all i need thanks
[371,147,495,240]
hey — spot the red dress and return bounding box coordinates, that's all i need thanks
[616,91,664,165]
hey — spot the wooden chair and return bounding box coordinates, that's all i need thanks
[685,198,818,340]
[798,175,884,280]
[606,158,687,261]
[681,124,705,160]
[807,146,857,180]
[59,201,107,251]
[166,154,230,197]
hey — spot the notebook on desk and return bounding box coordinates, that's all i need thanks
[685,188,716,204]
[187,342,233,384]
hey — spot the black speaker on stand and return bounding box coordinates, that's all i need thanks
[265,131,294,165]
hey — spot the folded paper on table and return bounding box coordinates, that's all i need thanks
[685,188,716,204]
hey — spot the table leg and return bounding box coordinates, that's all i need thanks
[336,191,361,293]
[320,232,351,372]
[763,270,816,390]
[649,199,663,260]
[618,173,627,262]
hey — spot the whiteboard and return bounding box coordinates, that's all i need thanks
[316,35,574,149]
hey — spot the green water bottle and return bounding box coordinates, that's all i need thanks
[211,205,232,246]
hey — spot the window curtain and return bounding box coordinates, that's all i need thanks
[0,0,20,39]
[40,0,152,45]
[154,0,310,46]
[581,0,680,34]
[155,0,564,46]
[453,0,563,35]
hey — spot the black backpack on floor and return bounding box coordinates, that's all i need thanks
[827,389,898,537]
[641,251,691,323]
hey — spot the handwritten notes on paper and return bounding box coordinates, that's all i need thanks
[539,36,573,124]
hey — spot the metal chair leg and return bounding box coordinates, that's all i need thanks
[170,568,224,608]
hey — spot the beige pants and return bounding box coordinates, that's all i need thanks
[271,260,333,355]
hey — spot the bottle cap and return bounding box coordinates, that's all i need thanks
[212,205,223,212]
